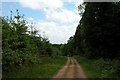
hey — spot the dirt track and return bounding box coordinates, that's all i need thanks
[52,57,88,80]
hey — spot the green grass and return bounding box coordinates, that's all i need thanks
[75,56,100,78]
[3,56,67,79]
[75,56,120,79]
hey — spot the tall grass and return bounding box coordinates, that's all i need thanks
[3,56,67,79]
[75,56,120,79]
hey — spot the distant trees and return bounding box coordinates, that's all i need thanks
[52,44,64,56]
[60,36,75,56]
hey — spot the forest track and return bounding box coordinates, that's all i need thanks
[52,57,88,80]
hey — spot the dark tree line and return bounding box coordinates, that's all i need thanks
[79,2,120,58]
[64,2,120,59]
[62,2,120,77]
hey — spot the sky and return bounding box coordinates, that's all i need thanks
[1,0,84,44]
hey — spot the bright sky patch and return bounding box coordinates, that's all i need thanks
[1,0,83,44]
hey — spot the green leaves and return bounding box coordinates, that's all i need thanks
[64,2,120,78]
[71,2,120,58]
[2,10,55,75]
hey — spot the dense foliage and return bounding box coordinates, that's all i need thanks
[3,56,67,78]
[1,10,57,74]
[64,2,120,59]
[63,2,120,78]
[76,2,120,58]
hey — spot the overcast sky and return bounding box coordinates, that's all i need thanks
[1,0,83,44]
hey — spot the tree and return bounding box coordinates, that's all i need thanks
[70,2,120,58]
[2,10,55,73]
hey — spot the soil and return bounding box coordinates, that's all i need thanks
[52,57,88,80]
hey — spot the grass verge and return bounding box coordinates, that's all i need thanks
[2,56,67,79]
[75,56,120,79]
